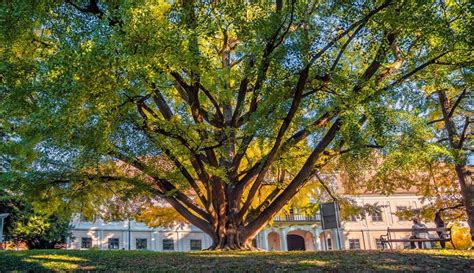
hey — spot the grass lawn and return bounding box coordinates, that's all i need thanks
[0,249,472,272]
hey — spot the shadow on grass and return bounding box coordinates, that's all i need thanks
[186,250,473,272]
[0,249,472,272]
[1,251,90,272]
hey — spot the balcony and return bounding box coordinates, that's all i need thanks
[273,214,321,223]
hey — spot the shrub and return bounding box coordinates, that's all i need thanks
[451,226,472,250]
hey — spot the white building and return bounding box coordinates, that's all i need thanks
[68,219,214,251]
[68,214,331,251]
[68,192,433,251]
[340,193,435,250]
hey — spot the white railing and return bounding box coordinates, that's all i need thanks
[273,214,321,222]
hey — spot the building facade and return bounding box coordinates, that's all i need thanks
[69,219,214,251]
[340,194,434,250]
[68,192,435,251]
[68,214,332,251]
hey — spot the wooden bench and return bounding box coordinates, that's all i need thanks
[380,227,454,249]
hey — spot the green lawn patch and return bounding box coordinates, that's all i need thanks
[0,249,472,272]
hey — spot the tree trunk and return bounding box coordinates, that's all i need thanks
[438,90,473,240]
[206,219,256,250]
[455,164,474,241]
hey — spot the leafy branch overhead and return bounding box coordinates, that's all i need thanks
[1,0,472,249]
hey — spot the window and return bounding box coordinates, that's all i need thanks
[108,238,119,249]
[190,239,202,251]
[396,206,409,221]
[136,238,147,250]
[327,238,332,250]
[81,237,92,249]
[375,239,384,249]
[349,239,361,250]
[163,239,174,251]
[371,210,383,222]
[348,215,358,222]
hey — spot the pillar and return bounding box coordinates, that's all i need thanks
[157,232,163,251]
[332,228,344,250]
[95,230,100,249]
[279,228,288,251]
[176,230,180,251]
[122,230,128,250]
[262,229,269,250]
[98,230,104,250]
[151,231,156,251]
[203,233,210,249]
[313,227,321,250]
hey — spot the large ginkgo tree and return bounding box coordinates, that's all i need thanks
[1,0,471,249]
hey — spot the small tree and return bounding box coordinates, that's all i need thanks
[424,84,473,239]
[1,0,471,249]
[0,192,70,249]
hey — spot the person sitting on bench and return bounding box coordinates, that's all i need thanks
[434,211,446,248]
[410,217,428,249]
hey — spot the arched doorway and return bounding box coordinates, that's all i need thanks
[288,230,315,251]
[267,231,281,251]
[287,234,305,251]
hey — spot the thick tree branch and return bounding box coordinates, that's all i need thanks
[66,0,122,27]
[330,20,366,72]
[238,32,388,186]
[387,51,450,88]
[438,89,460,149]
[448,88,467,118]
[160,147,210,210]
[238,30,401,221]
[314,172,337,201]
[243,119,341,238]
[458,116,470,149]
[428,118,444,125]
[134,101,214,213]
[108,149,210,222]
[150,83,174,120]
[238,65,310,216]
[231,77,250,126]
[238,112,335,182]
[198,82,224,122]
[237,2,296,126]
[164,194,215,237]
[437,203,464,213]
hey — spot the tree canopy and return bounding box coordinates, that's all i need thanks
[1,0,472,249]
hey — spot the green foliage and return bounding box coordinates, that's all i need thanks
[10,215,70,249]
[0,191,71,249]
[0,0,471,235]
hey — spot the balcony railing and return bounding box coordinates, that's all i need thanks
[273,214,321,222]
